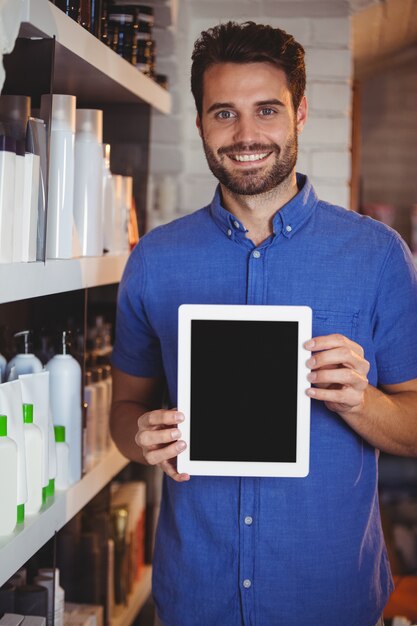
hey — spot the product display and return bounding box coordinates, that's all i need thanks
[0,415,18,536]
[113,174,132,252]
[40,94,76,260]
[22,404,43,516]
[45,331,82,484]
[73,109,104,257]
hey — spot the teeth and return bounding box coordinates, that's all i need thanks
[232,153,269,162]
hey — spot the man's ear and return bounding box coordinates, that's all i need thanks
[196,114,203,137]
[296,96,308,134]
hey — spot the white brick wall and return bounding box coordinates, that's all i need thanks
[148,0,353,224]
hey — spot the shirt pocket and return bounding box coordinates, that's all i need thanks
[312,309,359,342]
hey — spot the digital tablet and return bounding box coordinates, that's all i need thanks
[177,304,312,478]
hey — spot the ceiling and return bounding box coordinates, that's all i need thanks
[352,0,417,77]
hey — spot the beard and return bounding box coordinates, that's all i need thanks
[201,128,298,197]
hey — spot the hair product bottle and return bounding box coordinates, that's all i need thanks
[22,403,43,516]
[73,109,104,256]
[6,330,43,380]
[0,415,18,536]
[102,143,116,253]
[40,94,76,259]
[0,133,16,263]
[45,331,82,484]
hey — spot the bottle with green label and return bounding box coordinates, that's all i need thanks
[22,403,43,515]
[0,414,18,535]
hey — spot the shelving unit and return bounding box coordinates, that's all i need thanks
[0,1,168,621]
[19,0,171,112]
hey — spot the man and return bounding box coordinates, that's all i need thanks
[110,21,417,626]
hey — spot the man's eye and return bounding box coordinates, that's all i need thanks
[260,108,275,116]
[217,111,235,120]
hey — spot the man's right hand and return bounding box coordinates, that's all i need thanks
[135,409,190,482]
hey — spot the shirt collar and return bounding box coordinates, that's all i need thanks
[209,173,319,242]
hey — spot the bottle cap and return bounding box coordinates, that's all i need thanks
[17,503,25,524]
[14,330,33,354]
[23,404,34,424]
[46,478,55,498]
[76,109,103,143]
[41,94,76,133]
[54,425,66,443]
[0,414,7,436]
[0,95,31,141]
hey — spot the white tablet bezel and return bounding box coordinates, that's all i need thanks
[177,304,312,478]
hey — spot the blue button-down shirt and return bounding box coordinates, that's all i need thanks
[112,175,417,626]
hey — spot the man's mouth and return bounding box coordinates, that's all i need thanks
[228,152,272,163]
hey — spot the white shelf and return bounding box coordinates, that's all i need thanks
[19,0,171,112]
[0,252,129,304]
[111,566,152,626]
[0,445,130,586]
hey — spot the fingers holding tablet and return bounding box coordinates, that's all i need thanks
[135,409,190,482]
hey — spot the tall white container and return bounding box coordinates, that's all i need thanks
[41,94,76,260]
[73,109,104,257]
[0,135,16,263]
[84,370,98,471]
[0,415,18,536]
[102,143,116,253]
[45,332,82,484]
[113,174,131,252]
[22,403,43,516]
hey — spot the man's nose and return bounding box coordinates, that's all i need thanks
[232,115,260,146]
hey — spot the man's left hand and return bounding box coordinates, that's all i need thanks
[305,334,370,418]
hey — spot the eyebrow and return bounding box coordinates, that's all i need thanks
[206,99,285,114]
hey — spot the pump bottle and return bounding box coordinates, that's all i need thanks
[6,330,43,381]
[0,415,18,535]
[45,331,82,484]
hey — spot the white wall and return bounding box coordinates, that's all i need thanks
[149,0,352,226]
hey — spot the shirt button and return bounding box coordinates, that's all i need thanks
[227,229,232,237]
[234,220,240,229]
[286,225,292,233]
[244,516,253,526]
[252,251,261,259]
[243,579,252,589]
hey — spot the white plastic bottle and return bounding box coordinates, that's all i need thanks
[41,94,76,259]
[92,367,108,460]
[0,414,18,535]
[73,109,104,256]
[102,143,116,253]
[84,370,98,471]
[6,330,43,381]
[22,403,43,516]
[54,426,70,491]
[45,331,82,483]
[0,135,16,263]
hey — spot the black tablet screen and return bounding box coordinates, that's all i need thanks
[190,319,299,463]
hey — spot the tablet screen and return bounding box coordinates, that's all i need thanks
[177,304,311,477]
[190,319,298,463]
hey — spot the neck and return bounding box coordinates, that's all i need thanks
[220,171,298,247]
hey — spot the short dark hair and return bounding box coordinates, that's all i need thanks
[191,21,306,117]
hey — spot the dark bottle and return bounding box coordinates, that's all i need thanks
[80,0,91,30]
[55,0,81,23]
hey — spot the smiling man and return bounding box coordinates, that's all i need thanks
[110,22,417,626]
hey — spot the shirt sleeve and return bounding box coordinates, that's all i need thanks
[373,233,417,385]
[111,243,164,378]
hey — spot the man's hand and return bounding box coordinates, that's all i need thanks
[305,334,370,418]
[135,409,190,482]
